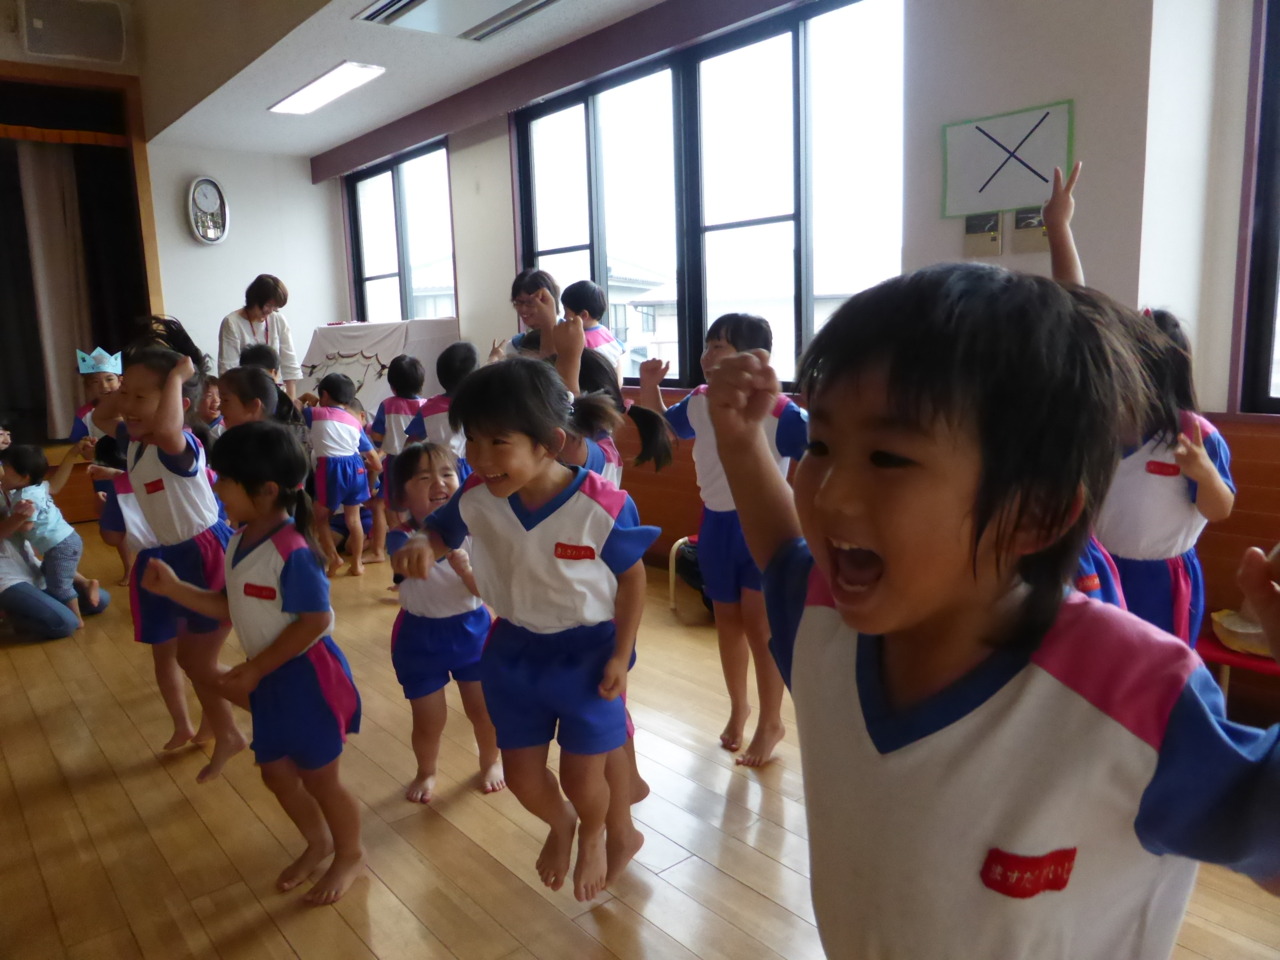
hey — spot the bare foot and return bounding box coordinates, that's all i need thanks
[362,551,387,564]
[162,724,197,751]
[573,826,608,902]
[191,715,214,746]
[326,555,343,578]
[278,840,333,891]
[537,808,576,891]
[736,720,785,767]
[720,706,750,753]
[117,575,130,587]
[347,561,365,577]
[196,729,248,783]
[305,849,365,905]
[479,758,505,794]
[631,775,651,805]
[86,579,101,607]
[405,772,436,803]
[606,826,645,884]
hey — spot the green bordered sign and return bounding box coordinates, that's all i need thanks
[942,100,1073,218]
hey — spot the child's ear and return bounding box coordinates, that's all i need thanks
[1009,486,1086,557]
[548,427,567,459]
[180,397,191,413]
[260,480,280,501]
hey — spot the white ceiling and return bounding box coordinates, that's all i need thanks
[152,0,667,159]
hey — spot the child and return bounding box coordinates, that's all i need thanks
[368,354,428,550]
[218,366,279,428]
[141,421,364,905]
[0,444,93,626]
[70,347,122,445]
[239,344,301,428]
[345,396,386,562]
[708,261,1280,958]
[561,281,626,380]
[197,379,225,441]
[99,318,243,778]
[390,357,656,902]
[405,342,476,475]
[388,442,503,802]
[304,373,374,577]
[94,436,157,586]
[1044,163,1235,643]
[636,313,807,766]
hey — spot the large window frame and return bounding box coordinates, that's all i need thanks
[345,140,455,323]
[514,0,893,387]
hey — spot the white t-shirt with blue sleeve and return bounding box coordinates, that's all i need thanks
[386,524,482,619]
[226,523,332,660]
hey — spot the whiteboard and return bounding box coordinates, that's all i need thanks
[942,101,1073,218]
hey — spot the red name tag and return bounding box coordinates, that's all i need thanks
[980,847,1076,899]
[555,542,596,561]
[1145,460,1181,477]
[143,478,165,494]
[243,583,278,601]
[1075,573,1101,593]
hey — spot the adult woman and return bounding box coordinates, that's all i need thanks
[0,537,109,640]
[217,274,302,398]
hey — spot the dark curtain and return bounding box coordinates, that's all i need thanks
[0,140,48,443]
[73,145,150,351]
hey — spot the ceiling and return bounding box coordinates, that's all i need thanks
[151,0,667,158]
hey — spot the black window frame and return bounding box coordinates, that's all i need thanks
[345,139,453,323]
[513,0,872,387]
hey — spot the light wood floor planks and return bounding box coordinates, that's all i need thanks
[1,533,1277,959]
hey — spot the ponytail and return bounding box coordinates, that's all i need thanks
[568,392,625,441]
[283,485,324,561]
[624,403,674,470]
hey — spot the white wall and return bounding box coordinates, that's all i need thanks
[146,143,350,369]
[448,116,519,353]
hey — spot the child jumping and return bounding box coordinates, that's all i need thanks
[391,357,656,902]
[303,373,375,577]
[709,262,1279,958]
[388,442,502,802]
[142,421,364,904]
[637,314,807,766]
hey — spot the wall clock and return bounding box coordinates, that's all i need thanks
[188,176,229,244]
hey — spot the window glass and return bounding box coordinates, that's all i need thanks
[535,249,592,295]
[401,149,456,318]
[355,171,397,277]
[530,104,590,252]
[704,221,797,380]
[363,276,402,325]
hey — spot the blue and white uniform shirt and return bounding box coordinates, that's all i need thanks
[405,394,467,461]
[302,406,374,463]
[120,426,222,546]
[387,524,482,619]
[104,472,161,554]
[226,524,333,659]
[763,539,1280,960]
[206,416,225,442]
[426,467,659,633]
[371,396,427,456]
[582,434,623,487]
[69,402,105,442]
[665,386,808,511]
[1096,413,1234,560]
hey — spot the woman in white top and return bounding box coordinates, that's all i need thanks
[218,274,302,398]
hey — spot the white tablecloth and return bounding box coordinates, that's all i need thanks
[300,317,461,411]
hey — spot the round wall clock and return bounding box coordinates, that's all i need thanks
[188,176,229,244]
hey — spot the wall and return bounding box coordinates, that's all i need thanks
[448,116,519,351]
[146,142,349,368]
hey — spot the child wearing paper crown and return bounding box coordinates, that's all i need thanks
[71,348,122,445]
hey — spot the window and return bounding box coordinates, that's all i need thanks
[346,143,456,322]
[515,0,904,384]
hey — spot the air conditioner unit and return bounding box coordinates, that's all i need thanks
[360,0,563,42]
[19,0,126,64]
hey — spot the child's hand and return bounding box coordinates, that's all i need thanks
[533,288,559,329]
[446,548,473,579]
[552,316,585,360]
[1239,544,1280,665]
[86,465,122,481]
[11,499,35,520]
[638,359,670,391]
[140,558,179,597]
[220,660,264,700]
[175,355,196,383]
[707,350,781,443]
[298,392,319,407]
[1174,419,1215,483]
[1042,161,1081,232]
[76,437,96,460]
[598,656,629,700]
[489,338,508,362]
[391,537,435,580]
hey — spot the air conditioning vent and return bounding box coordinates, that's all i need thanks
[20,0,126,64]
[359,0,563,42]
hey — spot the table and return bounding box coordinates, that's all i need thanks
[1196,633,1280,698]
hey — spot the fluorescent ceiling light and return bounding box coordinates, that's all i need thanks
[270,61,385,115]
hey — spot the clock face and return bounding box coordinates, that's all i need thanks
[193,181,221,213]
[189,177,228,244]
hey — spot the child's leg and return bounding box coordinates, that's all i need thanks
[503,744,577,892]
[366,498,387,562]
[344,504,365,576]
[153,639,196,749]
[559,750,610,902]
[604,745,644,883]
[297,756,365,905]
[175,624,246,783]
[45,537,85,628]
[260,758,333,892]
[711,600,751,752]
[623,733,649,804]
[738,587,786,767]
[314,503,341,576]
[406,690,448,803]
[100,529,132,585]
[457,680,504,793]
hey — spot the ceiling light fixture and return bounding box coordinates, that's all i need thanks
[269,61,386,115]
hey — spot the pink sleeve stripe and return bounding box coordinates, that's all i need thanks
[113,473,133,494]
[690,385,710,397]
[309,406,362,429]
[583,327,616,347]
[578,471,627,519]
[600,436,623,466]
[771,396,792,418]
[461,472,486,494]
[1031,594,1198,750]
[270,525,310,559]
[383,396,425,416]
[421,394,452,418]
[805,565,836,607]
[75,402,93,418]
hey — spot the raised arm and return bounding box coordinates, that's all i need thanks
[389,529,451,580]
[154,356,196,457]
[141,557,230,621]
[707,351,803,571]
[553,316,586,395]
[635,359,670,414]
[1043,161,1084,287]
[47,445,83,496]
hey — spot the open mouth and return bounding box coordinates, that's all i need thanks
[830,540,884,593]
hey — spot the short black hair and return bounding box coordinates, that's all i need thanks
[437,341,478,396]
[1,444,48,484]
[387,354,426,398]
[798,263,1147,644]
[511,268,560,303]
[561,280,607,320]
[211,421,319,555]
[1144,308,1199,440]
[239,343,279,372]
[218,366,278,418]
[317,372,356,406]
[706,313,772,353]
[93,435,127,471]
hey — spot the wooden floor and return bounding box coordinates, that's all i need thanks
[1,534,1278,960]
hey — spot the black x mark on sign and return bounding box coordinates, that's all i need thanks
[976,111,1051,193]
